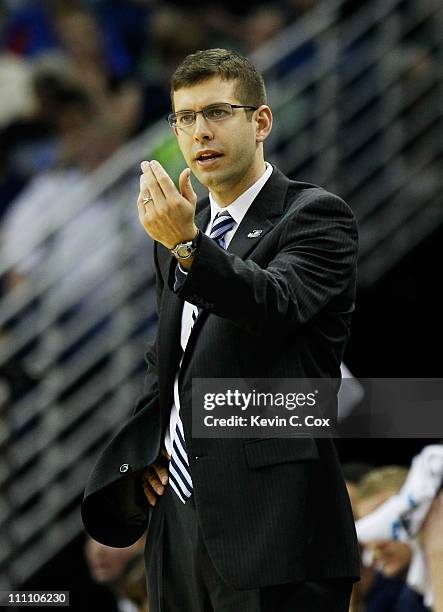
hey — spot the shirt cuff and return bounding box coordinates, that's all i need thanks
[173,262,188,292]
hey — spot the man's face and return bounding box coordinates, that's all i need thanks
[172,77,267,202]
[84,536,144,585]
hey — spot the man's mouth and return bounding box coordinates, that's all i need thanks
[195,150,223,166]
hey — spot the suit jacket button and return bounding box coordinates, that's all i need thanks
[119,463,129,473]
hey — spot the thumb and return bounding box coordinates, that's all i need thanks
[179,168,196,205]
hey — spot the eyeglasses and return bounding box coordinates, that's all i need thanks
[167,103,258,129]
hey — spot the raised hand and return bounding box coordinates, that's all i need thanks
[137,160,198,250]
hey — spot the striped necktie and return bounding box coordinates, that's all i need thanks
[209,210,236,248]
[169,211,236,503]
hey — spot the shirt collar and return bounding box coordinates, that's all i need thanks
[208,162,273,227]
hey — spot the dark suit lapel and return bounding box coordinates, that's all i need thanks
[192,167,290,260]
[194,195,211,233]
[156,273,182,412]
[227,165,289,259]
[160,169,290,385]
[182,168,290,358]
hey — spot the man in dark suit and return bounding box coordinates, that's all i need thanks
[82,48,360,611]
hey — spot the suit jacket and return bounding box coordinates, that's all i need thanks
[82,166,361,589]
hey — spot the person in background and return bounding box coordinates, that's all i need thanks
[356,466,430,612]
[85,533,147,612]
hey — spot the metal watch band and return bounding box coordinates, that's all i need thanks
[170,229,201,260]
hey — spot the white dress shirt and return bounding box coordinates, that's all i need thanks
[164,162,273,456]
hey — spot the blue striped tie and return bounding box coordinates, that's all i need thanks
[209,210,236,248]
[169,210,235,503]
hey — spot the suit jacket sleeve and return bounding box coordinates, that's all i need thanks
[172,192,358,337]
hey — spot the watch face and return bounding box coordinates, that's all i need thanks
[172,232,199,259]
[177,245,191,258]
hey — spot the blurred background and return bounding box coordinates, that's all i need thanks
[0,0,441,610]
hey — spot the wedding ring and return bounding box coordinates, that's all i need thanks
[143,195,154,204]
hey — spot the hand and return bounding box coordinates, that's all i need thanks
[137,160,198,249]
[366,539,412,577]
[142,449,170,507]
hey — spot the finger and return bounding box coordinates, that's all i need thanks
[150,160,180,199]
[137,195,153,224]
[140,172,161,203]
[142,480,157,506]
[179,167,196,205]
[141,468,159,499]
[153,462,169,486]
[141,192,154,205]
[137,193,154,212]
[145,464,165,494]
[140,161,164,204]
[137,194,147,213]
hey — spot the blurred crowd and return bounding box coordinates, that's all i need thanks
[4,0,430,220]
[0,0,326,223]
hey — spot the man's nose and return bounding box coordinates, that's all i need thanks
[192,113,213,142]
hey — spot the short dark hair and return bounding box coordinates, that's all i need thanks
[170,48,267,109]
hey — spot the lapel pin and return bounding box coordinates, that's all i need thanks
[247,230,263,238]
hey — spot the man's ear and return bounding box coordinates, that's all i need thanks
[255,105,273,143]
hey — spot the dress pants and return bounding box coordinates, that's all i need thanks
[144,486,353,612]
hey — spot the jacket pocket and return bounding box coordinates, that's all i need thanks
[244,437,319,469]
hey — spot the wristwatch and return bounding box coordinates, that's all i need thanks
[170,230,201,260]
